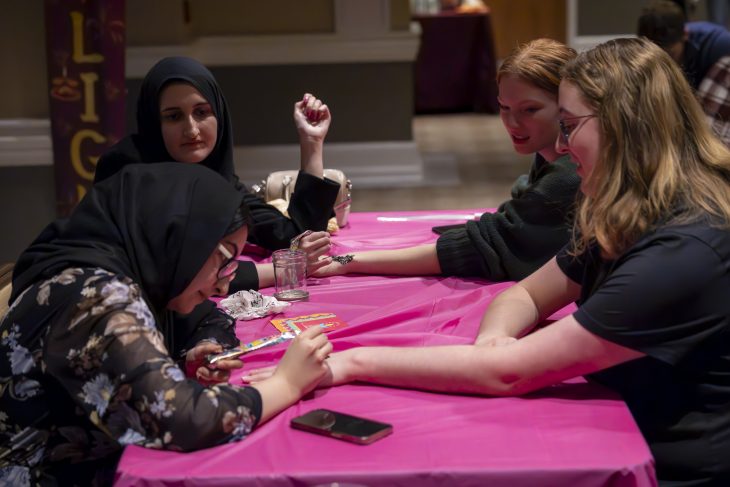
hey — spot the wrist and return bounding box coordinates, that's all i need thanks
[300,141,324,178]
[268,371,302,404]
[300,138,324,164]
[342,348,365,382]
[299,134,324,147]
[332,254,358,274]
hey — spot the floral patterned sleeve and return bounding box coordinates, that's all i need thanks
[169,300,240,364]
[43,269,262,452]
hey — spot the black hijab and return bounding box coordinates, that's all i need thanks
[12,163,243,313]
[94,57,236,184]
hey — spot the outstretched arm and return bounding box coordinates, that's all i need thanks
[316,256,639,395]
[324,313,643,396]
[312,244,442,277]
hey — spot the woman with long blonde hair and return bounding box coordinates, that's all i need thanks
[247,38,730,485]
[565,37,730,258]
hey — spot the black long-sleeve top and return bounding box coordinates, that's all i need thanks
[436,154,579,281]
[229,170,340,292]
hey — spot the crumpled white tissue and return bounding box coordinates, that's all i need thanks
[219,290,291,320]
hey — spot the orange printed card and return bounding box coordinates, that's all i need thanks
[270,313,348,334]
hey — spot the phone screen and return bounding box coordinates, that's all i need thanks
[290,409,393,445]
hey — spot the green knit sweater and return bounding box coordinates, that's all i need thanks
[436,154,579,281]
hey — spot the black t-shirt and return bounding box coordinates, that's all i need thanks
[556,221,730,486]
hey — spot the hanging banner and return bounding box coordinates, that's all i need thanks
[44,0,126,216]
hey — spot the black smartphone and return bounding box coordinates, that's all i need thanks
[290,409,393,445]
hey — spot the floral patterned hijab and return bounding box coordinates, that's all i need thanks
[94,56,237,184]
[12,163,242,313]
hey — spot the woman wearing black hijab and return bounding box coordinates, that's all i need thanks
[94,56,338,292]
[0,164,332,486]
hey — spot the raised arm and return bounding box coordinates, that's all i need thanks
[294,93,330,179]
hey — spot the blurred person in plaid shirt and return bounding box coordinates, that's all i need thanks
[639,0,730,89]
[698,56,730,145]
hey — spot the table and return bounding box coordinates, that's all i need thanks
[413,11,499,113]
[114,210,657,487]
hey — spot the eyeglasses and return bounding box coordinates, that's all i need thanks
[216,243,238,280]
[558,114,595,145]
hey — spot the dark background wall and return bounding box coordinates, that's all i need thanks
[0,167,57,263]
[125,62,414,144]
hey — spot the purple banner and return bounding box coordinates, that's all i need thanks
[44,0,126,216]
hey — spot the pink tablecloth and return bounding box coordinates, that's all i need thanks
[115,210,657,487]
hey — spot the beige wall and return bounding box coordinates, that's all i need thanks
[0,1,48,118]
[126,0,190,45]
[1,0,409,120]
[391,0,411,31]
[128,0,411,39]
[188,0,335,36]
[127,0,336,45]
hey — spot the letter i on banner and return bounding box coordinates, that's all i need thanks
[44,0,126,216]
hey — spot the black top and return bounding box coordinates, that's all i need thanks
[96,57,237,181]
[557,220,730,486]
[436,154,579,281]
[3,164,265,485]
[93,56,340,292]
[13,163,242,355]
[13,163,241,314]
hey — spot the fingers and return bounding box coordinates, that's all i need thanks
[211,357,245,371]
[308,256,332,274]
[317,341,333,362]
[299,324,326,340]
[306,96,322,122]
[240,365,277,383]
[300,327,332,364]
[296,93,329,124]
[195,366,231,385]
[301,230,330,243]
[187,341,223,361]
[291,325,330,356]
[309,329,330,349]
[300,232,331,258]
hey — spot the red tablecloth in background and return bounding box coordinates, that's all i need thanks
[115,210,656,487]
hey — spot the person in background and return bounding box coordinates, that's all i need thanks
[0,164,332,486]
[250,37,730,486]
[313,39,580,283]
[638,0,730,88]
[697,55,730,145]
[94,56,337,292]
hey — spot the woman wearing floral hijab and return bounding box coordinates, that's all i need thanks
[1,164,331,486]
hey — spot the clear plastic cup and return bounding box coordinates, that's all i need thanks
[272,249,309,301]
